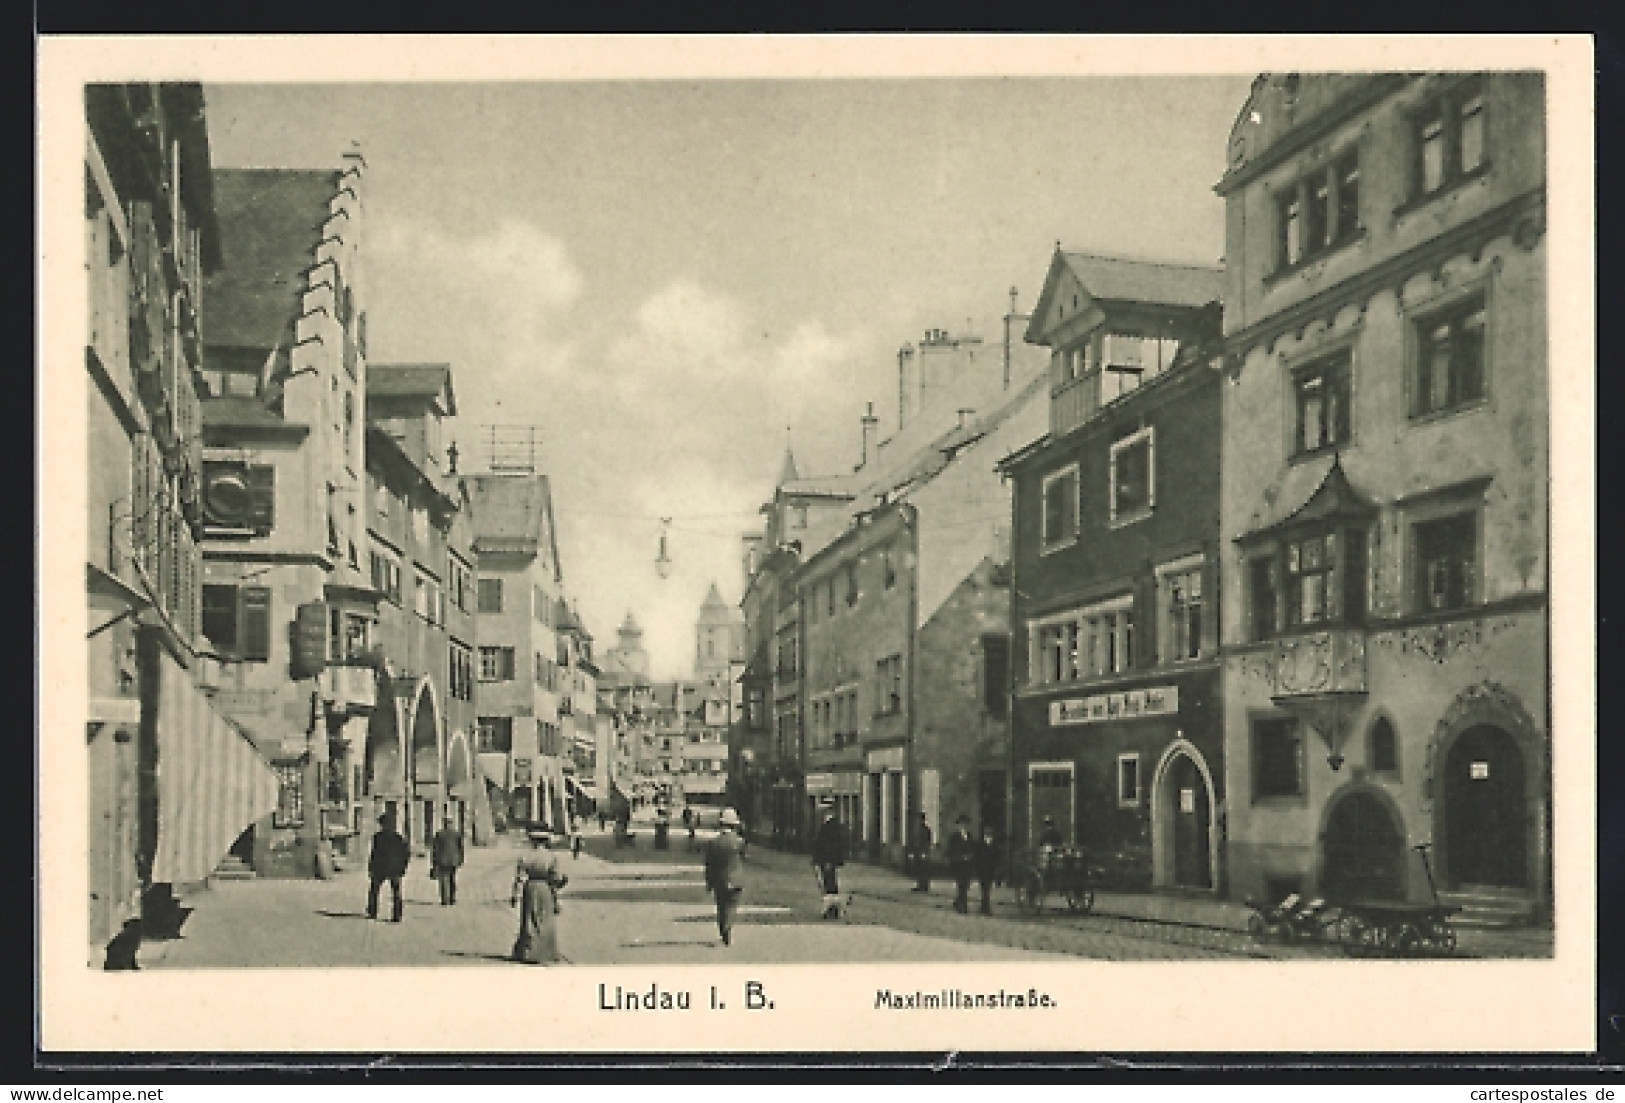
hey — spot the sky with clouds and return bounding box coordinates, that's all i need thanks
[202,75,1252,678]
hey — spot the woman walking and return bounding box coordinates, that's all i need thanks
[510,834,569,964]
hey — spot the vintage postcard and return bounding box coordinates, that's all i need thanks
[38,34,1596,1056]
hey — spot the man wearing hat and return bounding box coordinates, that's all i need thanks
[366,811,411,922]
[811,797,848,920]
[946,813,976,914]
[431,809,466,906]
[703,807,747,946]
[1038,815,1064,850]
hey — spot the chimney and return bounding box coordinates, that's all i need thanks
[859,402,879,470]
[957,408,975,430]
[897,344,915,431]
[1004,286,1019,390]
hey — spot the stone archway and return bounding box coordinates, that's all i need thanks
[1430,681,1545,896]
[406,678,445,847]
[1318,783,1406,902]
[1149,738,1219,892]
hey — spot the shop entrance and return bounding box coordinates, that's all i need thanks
[1028,763,1074,848]
[1321,788,1404,902]
[1444,724,1527,888]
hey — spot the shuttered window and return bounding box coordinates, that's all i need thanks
[200,584,272,662]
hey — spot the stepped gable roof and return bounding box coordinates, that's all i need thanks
[1026,249,1224,344]
[206,168,343,351]
[368,363,458,416]
[1237,454,1378,545]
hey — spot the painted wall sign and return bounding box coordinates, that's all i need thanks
[1049,685,1180,727]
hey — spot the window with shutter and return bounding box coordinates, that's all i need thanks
[246,465,276,535]
[240,586,272,662]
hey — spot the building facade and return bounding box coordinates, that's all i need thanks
[362,363,489,851]
[1004,252,1226,892]
[468,465,572,835]
[1214,73,1549,919]
[196,151,374,879]
[85,83,282,956]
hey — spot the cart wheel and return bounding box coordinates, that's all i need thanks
[1338,914,1369,957]
[1065,889,1094,914]
[1017,871,1044,915]
[1247,913,1267,938]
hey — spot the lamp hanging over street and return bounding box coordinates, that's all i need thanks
[655,518,673,579]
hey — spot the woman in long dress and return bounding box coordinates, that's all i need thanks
[511,839,567,964]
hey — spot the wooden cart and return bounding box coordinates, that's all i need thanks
[1333,900,1460,957]
[1014,846,1097,915]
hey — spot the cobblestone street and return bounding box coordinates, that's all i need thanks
[138,828,1552,968]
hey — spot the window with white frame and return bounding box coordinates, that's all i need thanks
[1109,427,1154,524]
[1040,464,1079,551]
[1157,556,1206,663]
[1116,753,1142,807]
[1029,595,1134,686]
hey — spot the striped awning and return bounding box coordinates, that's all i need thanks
[150,651,281,887]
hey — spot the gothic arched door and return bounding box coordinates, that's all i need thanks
[1169,754,1212,889]
[1444,724,1527,888]
[1321,789,1404,902]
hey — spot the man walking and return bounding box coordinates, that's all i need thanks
[946,813,975,914]
[811,798,848,920]
[974,822,1001,915]
[366,812,411,922]
[908,810,933,893]
[430,810,465,906]
[703,807,747,946]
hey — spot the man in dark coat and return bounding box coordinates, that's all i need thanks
[430,811,465,906]
[367,812,411,922]
[1037,815,1064,849]
[974,822,1002,915]
[811,799,848,919]
[907,811,933,893]
[703,807,747,946]
[946,814,975,914]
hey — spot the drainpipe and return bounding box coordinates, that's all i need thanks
[1003,474,1019,878]
[902,502,919,871]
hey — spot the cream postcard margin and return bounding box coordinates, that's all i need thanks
[37,34,1596,1055]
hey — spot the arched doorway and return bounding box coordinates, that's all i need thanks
[1149,740,1217,891]
[408,681,443,847]
[1443,724,1527,889]
[1320,787,1404,902]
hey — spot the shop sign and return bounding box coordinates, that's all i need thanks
[1049,685,1179,727]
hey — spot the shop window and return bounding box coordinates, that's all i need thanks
[478,646,516,682]
[1276,149,1361,269]
[476,716,513,754]
[200,583,271,662]
[1116,754,1141,808]
[1109,428,1154,524]
[1252,717,1304,800]
[1041,464,1079,551]
[477,577,504,614]
[1411,293,1487,419]
[1369,716,1400,775]
[1293,350,1352,456]
[1411,511,1478,613]
[1414,77,1487,198]
[981,635,1009,718]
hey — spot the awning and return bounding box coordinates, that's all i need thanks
[149,649,281,887]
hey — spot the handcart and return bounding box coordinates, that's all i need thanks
[1014,845,1097,915]
[1332,842,1459,958]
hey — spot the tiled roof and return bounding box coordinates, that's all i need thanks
[368,363,458,415]
[206,168,341,351]
[468,472,551,544]
[1059,252,1224,308]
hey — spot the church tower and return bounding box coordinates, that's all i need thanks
[694,581,743,696]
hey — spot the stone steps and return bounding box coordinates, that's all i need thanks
[1438,886,1540,928]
